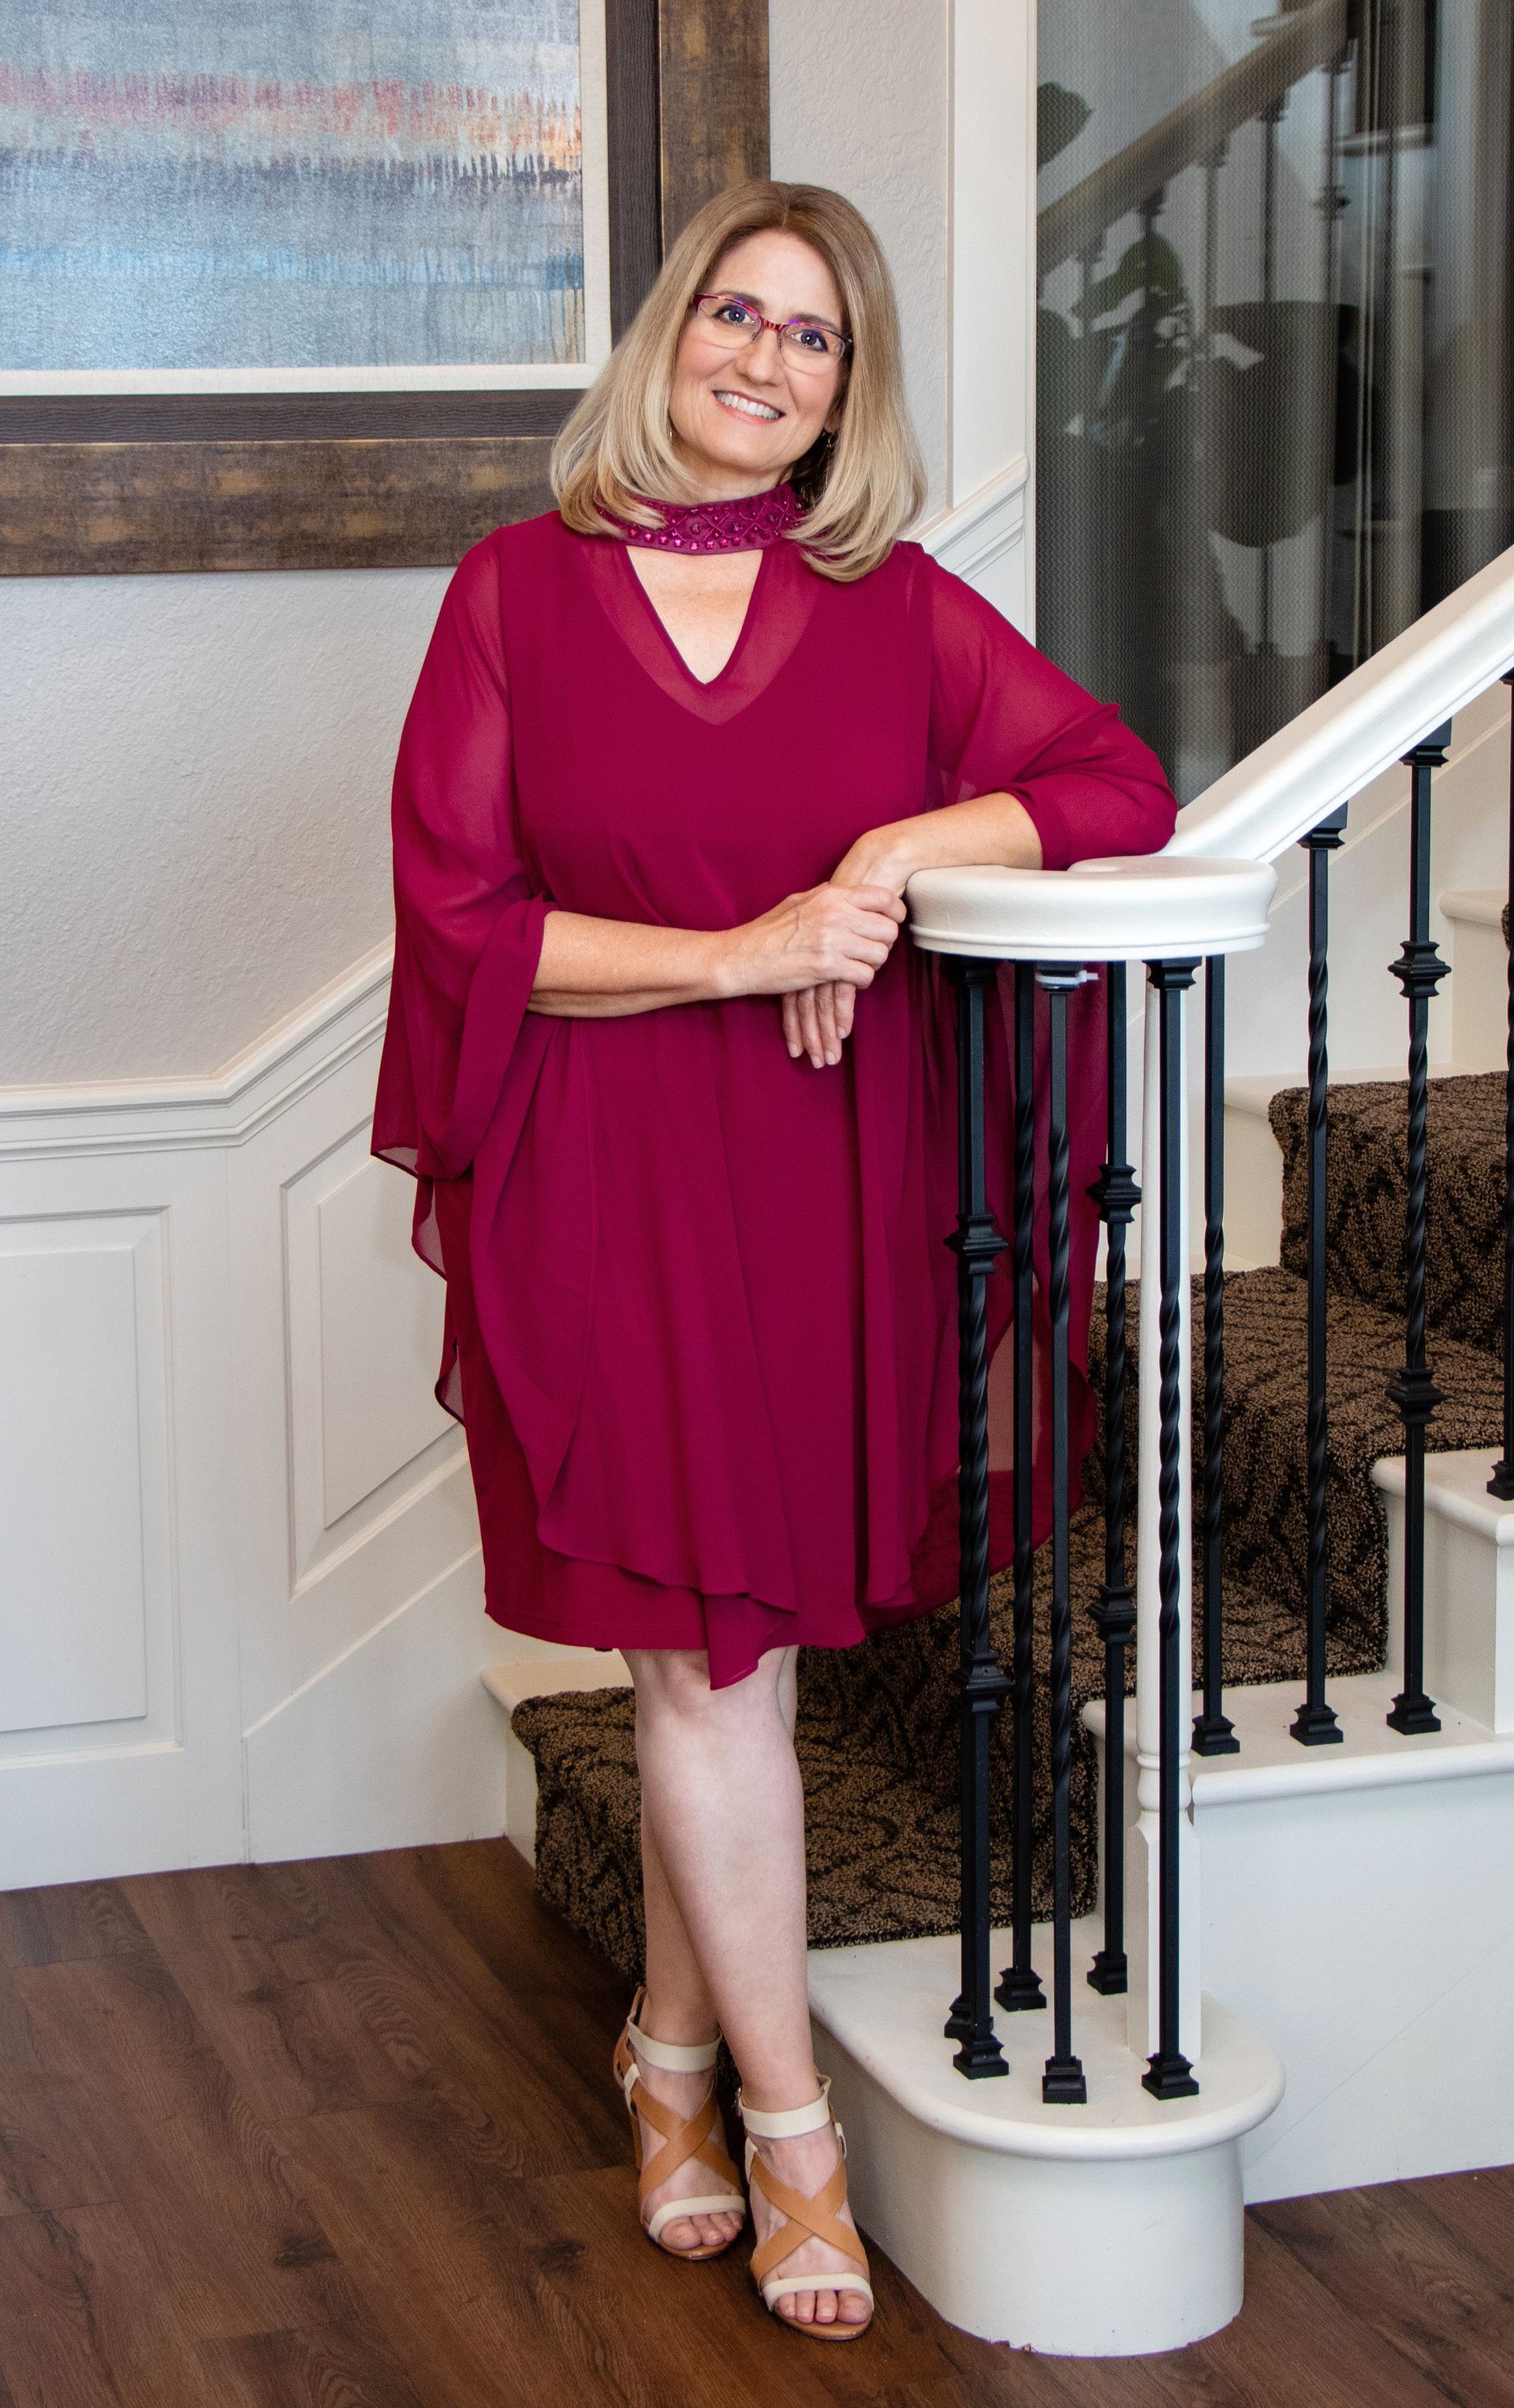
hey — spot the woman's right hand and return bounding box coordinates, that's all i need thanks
[723,883,905,1067]
[724,883,905,1025]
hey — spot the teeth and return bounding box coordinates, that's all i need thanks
[715,390,781,421]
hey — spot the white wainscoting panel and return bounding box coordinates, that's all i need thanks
[0,1213,162,1737]
[0,1143,244,1887]
[315,1147,453,1526]
[282,1116,459,1587]
[244,1547,501,1865]
[0,953,502,1887]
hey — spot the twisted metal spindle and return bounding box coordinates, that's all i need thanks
[1088,964,1139,1994]
[1488,674,1514,1500]
[1040,965,1088,2104]
[1143,959,1200,2103]
[1193,958,1238,1755]
[945,959,1010,2075]
[1293,809,1347,1745]
[997,963,1046,2015]
[1387,726,1452,1736]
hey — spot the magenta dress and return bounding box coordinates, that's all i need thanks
[372,509,1177,1688]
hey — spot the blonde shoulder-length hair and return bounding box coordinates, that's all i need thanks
[551,181,926,583]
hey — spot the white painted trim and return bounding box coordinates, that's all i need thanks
[0,945,393,1158]
[919,456,1031,582]
[1441,887,1506,928]
[1088,1669,1514,1810]
[1372,1450,1514,1546]
[948,2,1036,513]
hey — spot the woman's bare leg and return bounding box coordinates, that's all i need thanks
[625,1643,868,2327]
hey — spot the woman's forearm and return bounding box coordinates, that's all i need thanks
[528,909,728,1018]
[898,791,1043,876]
[830,791,1042,894]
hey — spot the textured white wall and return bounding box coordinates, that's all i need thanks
[770,0,950,513]
[1,563,449,1085]
[2,2,956,1088]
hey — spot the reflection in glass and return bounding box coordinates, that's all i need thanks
[1037,2,1512,801]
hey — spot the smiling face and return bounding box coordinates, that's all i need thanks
[667,227,847,502]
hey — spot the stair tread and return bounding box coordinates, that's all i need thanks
[1270,1069,1506,1352]
[509,1503,1364,1978]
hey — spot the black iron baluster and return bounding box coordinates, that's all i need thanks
[1088,964,1139,1994]
[945,959,1011,2075]
[1143,959,1201,2103]
[1488,674,1514,1500]
[997,962,1047,2015]
[1039,965,1089,2104]
[1293,808,1348,1745]
[1193,958,1239,1755]
[1386,724,1452,1736]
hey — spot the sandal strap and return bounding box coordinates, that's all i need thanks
[748,2152,870,2288]
[737,2077,833,2140]
[613,2025,743,2215]
[620,1984,721,2074]
[646,2192,748,2246]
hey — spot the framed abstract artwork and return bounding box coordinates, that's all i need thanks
[0,0,768,573]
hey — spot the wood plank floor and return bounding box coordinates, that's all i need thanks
[1,1837,1510,2407]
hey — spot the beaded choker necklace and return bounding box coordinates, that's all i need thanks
[612,483,804,554]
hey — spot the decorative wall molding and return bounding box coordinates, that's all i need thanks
[919,455,1031,586]
[0,944,393,1159]
[0,955,498,1887]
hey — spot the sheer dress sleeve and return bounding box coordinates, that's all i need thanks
[372,536,554,1271]
[924,554,1177,865]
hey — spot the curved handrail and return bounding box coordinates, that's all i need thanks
[1165,545,1514,864]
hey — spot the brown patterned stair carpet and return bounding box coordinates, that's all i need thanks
[1270,1073,1506,1351]
[511,1073,1506,1978]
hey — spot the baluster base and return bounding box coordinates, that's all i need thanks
[1087,1948,1128,1996]
[1042,2054,1089,2104]
[994,1965,1047,2012]
[1385,1689,1443,1736]
[1143,2050,1201,2101]
[949,2014,1010,2079]
[1191,1712,1240,1757]
[1289,1699,1344,1746]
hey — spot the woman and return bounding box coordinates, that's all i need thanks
[374,180,1176,2343]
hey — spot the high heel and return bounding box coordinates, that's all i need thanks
[739,2078,874,2341]
[612,1985,747,2260]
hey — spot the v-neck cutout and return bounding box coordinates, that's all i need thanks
[576,528,821,727]
[621,540,771,688]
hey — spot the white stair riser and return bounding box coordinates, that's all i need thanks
[1445,903,1509,1072]
[814,2032,1247,2356]
[1374,1449,1514,1733]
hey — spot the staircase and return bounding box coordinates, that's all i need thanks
[481,551,1514,2358]
[507,1071,1508,1981]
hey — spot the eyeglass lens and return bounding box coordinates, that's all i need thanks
[695,295,844,365]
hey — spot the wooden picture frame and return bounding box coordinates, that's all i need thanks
[0,0,769,577]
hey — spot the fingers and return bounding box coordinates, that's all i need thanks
[785,982,860,1067]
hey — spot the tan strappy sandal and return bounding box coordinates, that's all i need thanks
[740,2078,874,2341]
[612,1986,748,2261]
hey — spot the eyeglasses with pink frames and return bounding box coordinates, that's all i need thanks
[689,292,852,368]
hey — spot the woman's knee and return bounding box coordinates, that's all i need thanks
[628,1643,792,1728]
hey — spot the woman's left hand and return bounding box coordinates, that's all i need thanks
[782,824,915,1067]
